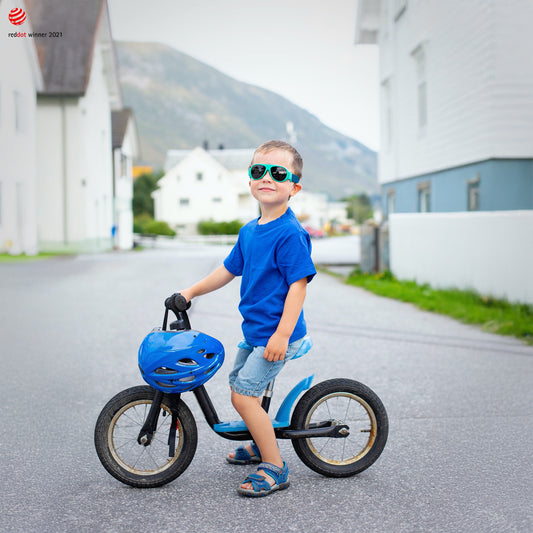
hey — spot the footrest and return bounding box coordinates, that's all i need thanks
[214,419,289,433]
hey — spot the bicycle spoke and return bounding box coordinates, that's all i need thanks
[145,446,164,470]
[343,398,352,423]
[325,399,333,421]
[114,439,137,452]
[316,437,332,455]
[131,445,148,469]
[121,411,142,426]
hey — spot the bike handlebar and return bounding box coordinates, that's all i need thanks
[165,293,191,313]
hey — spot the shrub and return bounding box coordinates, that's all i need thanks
[198,219,243,235]
[134,215,176,236]
[133,213,153,234]
[144,220,176,236]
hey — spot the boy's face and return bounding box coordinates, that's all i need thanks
[249,148,301,206]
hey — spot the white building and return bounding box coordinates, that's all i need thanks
[290,191,328,230]
[28,0,126,253]
[0,0,43,255]
[356,0,533,304]
[356,0,533,215]
[290,191,349,231]
[112,109,139,250]
[155,147,257,234]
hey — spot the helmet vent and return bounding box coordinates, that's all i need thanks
[154,380,175,388]
[197,349,206,354]
[204,353,215,359]
[178,376,195,383]
[178,358,198,366]
[154,366,178,375]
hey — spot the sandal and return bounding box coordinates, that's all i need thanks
[226,442,262,465]
[237,462,290,497]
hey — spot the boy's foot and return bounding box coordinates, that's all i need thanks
[226,442,261,465]
[238,462,290,497]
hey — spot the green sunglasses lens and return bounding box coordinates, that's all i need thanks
[270,166,289,182]
[250,165,267,180]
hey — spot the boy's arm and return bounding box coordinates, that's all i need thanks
[264,277,308,362]
[180,265,235,302]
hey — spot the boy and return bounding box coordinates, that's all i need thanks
[180,140,316,497]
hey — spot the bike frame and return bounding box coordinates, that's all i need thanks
[137,305,349,447]
[138,377,349,446]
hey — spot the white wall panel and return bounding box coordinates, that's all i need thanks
[389,211,533,304]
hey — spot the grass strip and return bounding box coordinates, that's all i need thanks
[345,269,533,345]
[0,253,74,263]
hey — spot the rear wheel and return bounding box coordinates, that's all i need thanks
[94,386,197,487]
[291,379,388,477]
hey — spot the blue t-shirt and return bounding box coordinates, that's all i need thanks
[224,208,316,346]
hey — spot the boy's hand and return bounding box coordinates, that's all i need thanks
[179,289,193,303]
[264,332,290,362]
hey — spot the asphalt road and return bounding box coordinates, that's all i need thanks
[1,244,532,533]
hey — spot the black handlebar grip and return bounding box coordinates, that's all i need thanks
[173,293,191,312]
[165,293,191,312]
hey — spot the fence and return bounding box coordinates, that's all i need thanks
[388,211,533,305]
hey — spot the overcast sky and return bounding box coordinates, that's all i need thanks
[107,0,380,151]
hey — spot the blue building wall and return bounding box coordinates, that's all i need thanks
[382,159,533,216]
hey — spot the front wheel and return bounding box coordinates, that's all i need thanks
[94,386,197,488]
[291,379,388,477]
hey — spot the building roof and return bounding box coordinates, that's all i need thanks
[165,148,255,173]
[111,108,132,148]
[25,0,112,96]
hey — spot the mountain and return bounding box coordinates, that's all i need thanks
[115,41,378,199]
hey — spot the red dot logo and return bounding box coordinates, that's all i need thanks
[9,8,27,25]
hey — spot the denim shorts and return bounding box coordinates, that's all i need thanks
[229,337,306,397]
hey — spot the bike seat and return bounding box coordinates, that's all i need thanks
[292,336,313,360]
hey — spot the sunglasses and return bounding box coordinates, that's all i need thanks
[248,164,300,183]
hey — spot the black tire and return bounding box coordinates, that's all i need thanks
[94,386,197,488]
[291,378,388,477]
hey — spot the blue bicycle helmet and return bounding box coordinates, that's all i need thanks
[138,329,225,393]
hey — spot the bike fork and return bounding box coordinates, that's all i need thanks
[137,389,164,446]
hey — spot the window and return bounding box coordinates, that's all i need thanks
[412,44,428,135]
[417,181,431,212]
[179,198,190,206]
[196,172,203,182]
[467,176,480,211]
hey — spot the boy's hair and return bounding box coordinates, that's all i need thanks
[252,140,303,178]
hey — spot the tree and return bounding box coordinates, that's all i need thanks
[344,194,373,224]
[132,171,163,217]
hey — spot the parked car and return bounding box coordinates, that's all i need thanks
[303,225,326,238]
